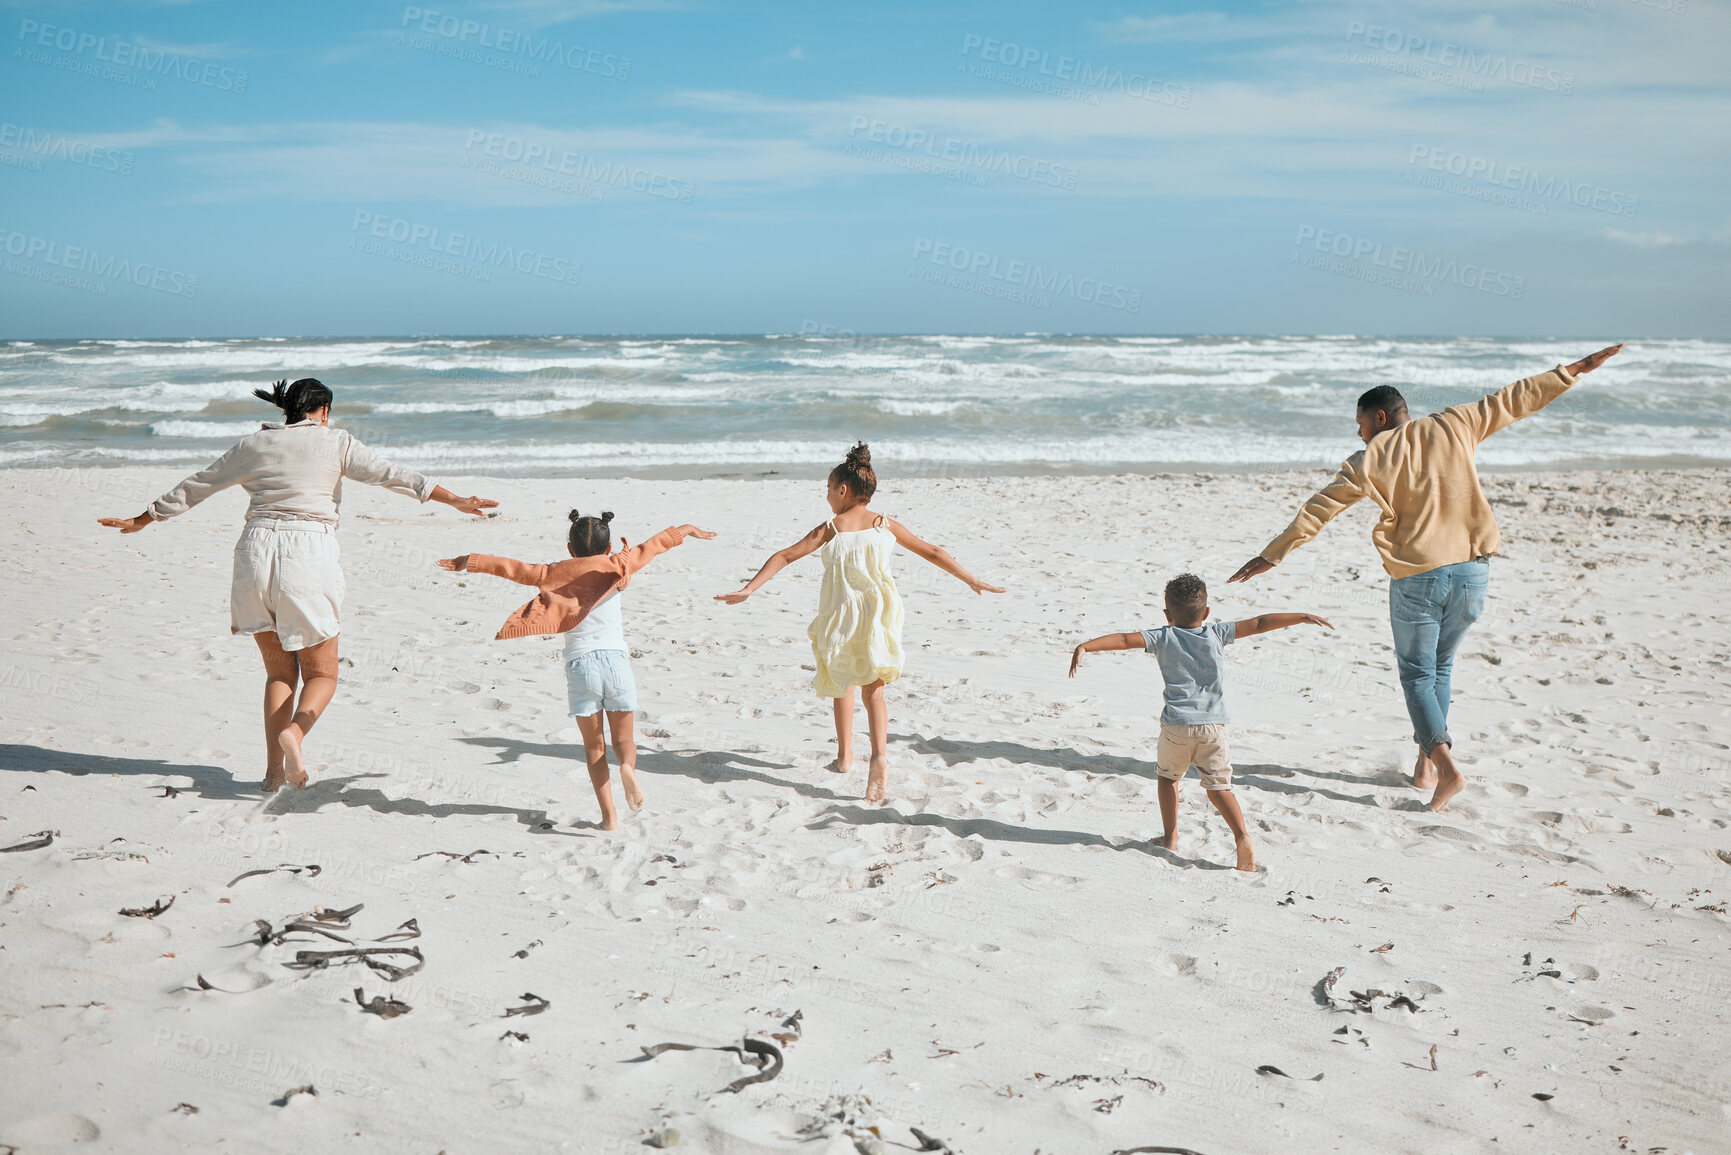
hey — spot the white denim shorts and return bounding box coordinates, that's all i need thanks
[231,519,343,652]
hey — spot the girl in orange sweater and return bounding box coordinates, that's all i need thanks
[439,511,715,830]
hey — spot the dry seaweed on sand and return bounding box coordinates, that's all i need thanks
[119,896,174,919]
[635,1036,783,1093]
[415,849,495,863]
[0,830,56,853]
[1111,1146,1212,1155]
[271,1085,316,1107]
[1256,1065,1324,1081]
[504,992,551,1017]
[226,863,321,888]
[354,987,412,1019]
[288,945,425,981]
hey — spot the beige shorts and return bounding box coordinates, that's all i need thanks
[231,520,344,652]
[1157,723,1233,790]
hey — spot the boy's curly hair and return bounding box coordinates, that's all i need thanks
[1164,572,1208,619]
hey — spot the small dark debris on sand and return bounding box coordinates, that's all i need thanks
[354,987,412,1019]
[271,1084,317,1107]
[119,896,175,919]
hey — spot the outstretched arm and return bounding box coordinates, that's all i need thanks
[1229,456,1366,583]
[428,486,499,517]
[1233,612,1333,638]
[885,519,1004,595]
[1069,632,1144,677]
[619,525,717,575]
[1444,343,1625,445]
[99,444,246,533]
[437,554,550,586]
[714,524,829,604]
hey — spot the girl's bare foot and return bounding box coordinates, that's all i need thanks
[1156,833,1177,852]
[864,757,887,804]
[620,765,644,811]
[262,769,284,793]
[276,728,308,789]
[1234,837,1257,872]
[1412,751,1437,789]
[826,751,852,774]
[599,814,619,831]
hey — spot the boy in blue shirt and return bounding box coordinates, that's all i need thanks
[1068,573,1332,871]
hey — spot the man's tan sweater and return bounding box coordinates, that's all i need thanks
[1260,365,1578,579]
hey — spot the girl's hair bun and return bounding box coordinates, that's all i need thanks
[600,511,615,524]
[829,440,878,499]
[845,442,871,468]
[568,509,583,523]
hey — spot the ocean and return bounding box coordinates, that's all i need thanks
[1,334,1726,475]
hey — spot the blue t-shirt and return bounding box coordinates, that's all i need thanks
[1140,620,1236,725]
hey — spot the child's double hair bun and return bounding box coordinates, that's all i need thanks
[568,509,615,524]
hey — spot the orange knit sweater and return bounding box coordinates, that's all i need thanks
[466,526,692,640]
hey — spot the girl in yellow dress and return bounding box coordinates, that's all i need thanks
[716,443,1003,803]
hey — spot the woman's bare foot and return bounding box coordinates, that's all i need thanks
[1156,833,1177,852]
[620,765,644,811]
[262,768,284,793]
[864,757,888,804]
[276,728,308,789]
[1428,765,1465,811]
[1234,837,1257,872]
[1412,751,1437,790]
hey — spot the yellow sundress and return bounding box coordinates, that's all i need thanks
[807,516,905,698]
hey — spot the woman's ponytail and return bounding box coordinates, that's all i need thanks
[253,377,334,424]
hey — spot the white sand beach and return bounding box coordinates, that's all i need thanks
[2,465,1729,1155]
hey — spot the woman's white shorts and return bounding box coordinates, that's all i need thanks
[231,519,344,651]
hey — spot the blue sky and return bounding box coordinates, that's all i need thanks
[0,0,1725,337]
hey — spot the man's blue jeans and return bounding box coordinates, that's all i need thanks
[1389,559,1488,753]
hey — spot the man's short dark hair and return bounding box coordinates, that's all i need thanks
[1357,385,1408,415]
[1164,573,1208,618]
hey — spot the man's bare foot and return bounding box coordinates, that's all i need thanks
[276,728,308,789]
[1428,765,1465,812]
[864,757,887,804]
[1234,838,1257,872]
[1412,751,1437,790]
[620,765,644,810]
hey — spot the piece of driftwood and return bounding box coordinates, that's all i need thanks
[1112,1147,1211,1155]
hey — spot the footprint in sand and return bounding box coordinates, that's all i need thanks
[0,1113,101,1144]
[994,865,1083,889]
